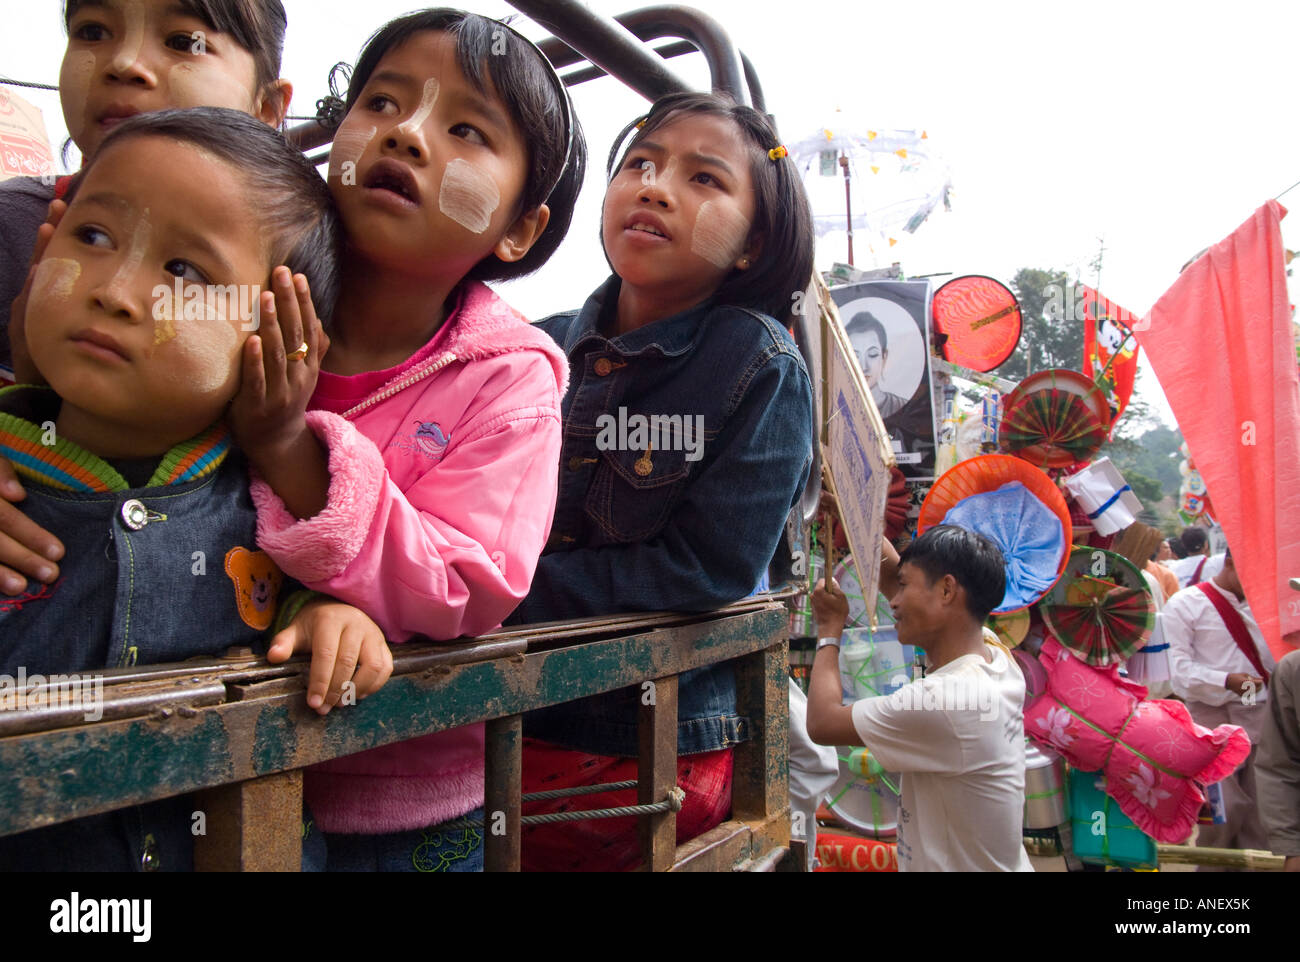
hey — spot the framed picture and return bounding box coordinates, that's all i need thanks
[832,281,937,479]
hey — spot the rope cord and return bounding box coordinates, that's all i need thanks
[521,780,638,803]
[519,787,685,825]
[0,77,59,92]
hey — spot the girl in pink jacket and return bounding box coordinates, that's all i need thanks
[227,10,585,870]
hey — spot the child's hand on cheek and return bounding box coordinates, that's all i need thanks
[269,599,393,715]
[228,266,333,519]
[228,266,328,468]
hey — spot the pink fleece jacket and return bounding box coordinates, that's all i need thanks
[250,281,567,834]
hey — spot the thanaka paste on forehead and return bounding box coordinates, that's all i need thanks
[61,51,96,145]
[328,125,377,181]
[439,158,500,234]
[690,200,750,270]
[31,259,82,302]
[109,0,147,77]
[399,78,440,133]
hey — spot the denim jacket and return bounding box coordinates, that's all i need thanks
[0,386,297,870]
[510,277,814,756]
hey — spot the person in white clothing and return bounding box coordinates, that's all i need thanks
[806,524,1033,872]
[1168,527,1225,588]
[787,679,841,870]
[1163,551,1278,857]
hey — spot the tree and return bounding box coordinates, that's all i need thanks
[992,268,1089,380]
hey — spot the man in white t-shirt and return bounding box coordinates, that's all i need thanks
[807,524,1033,871]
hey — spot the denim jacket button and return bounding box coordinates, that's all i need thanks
[140,833,160,872]
[568,456,583,471]
[121,499,150,531]
[594,357,613,376]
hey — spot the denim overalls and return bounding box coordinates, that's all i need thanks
[0,386,295,870]
[510,277,814,757]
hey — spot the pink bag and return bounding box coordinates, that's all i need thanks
[1025,636,1251,843]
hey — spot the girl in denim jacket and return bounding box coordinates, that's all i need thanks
[507,92,816,871]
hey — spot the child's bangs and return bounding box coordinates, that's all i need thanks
[63,0,286,84]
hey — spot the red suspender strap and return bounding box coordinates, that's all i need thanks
[1192,556,1207,583]
[1194,582,1270,685]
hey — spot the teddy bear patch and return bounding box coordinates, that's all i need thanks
[224,547,284,631]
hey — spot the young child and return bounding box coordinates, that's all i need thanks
[0,107,389,871]
[808,524,1034,872]
[222,9,585,871]
[1,0,294,383]
[504,91,817,870]
[3,8,584,873]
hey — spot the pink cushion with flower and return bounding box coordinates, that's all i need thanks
[1025,636,1251,843]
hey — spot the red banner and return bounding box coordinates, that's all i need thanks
[1081,285,1140,431]
[1137,200,1300,659]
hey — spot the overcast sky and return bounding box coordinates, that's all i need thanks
[4,0,1298,429]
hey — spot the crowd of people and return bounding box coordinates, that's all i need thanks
[0,0,1295,874]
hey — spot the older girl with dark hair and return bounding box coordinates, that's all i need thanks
[508,91,817,870]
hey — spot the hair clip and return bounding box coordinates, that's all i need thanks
[768,145,789,161]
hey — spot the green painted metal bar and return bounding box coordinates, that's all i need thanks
[0,606,787,838]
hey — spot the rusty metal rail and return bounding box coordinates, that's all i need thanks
[0,602,792,872]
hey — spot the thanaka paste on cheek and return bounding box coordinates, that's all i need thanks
[60,51,96,146]
[109,0,147,77]
[152,280,233,346]
[439,158,500,233]
[159,312,239,393]
[398,78,440,134]
[166,62,254,112]
[328,125,376,181]
[690,201,750,270]
[31,258,82,303]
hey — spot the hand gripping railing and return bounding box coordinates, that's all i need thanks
[0,600,792,871]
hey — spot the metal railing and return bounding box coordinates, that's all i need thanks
[1,601,793,871]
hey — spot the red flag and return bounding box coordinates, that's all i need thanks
[1137,200,1300,660]
[1081,285,1140,431]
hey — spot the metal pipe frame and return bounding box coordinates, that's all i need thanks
[511,0,692,103]
[288,5,764,151]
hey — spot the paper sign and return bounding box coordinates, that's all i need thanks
[816,276,893,620]
[0,87,55,183]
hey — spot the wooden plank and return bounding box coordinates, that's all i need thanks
[193,771,302,872]
[638,674,678,872]
[484,716,522,872]
[0,607,787,837]
[731,639,789,821]
[669,813,791,872]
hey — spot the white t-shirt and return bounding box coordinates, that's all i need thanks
[851,641,1034,872]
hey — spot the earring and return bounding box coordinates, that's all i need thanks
[739,257,750,269]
